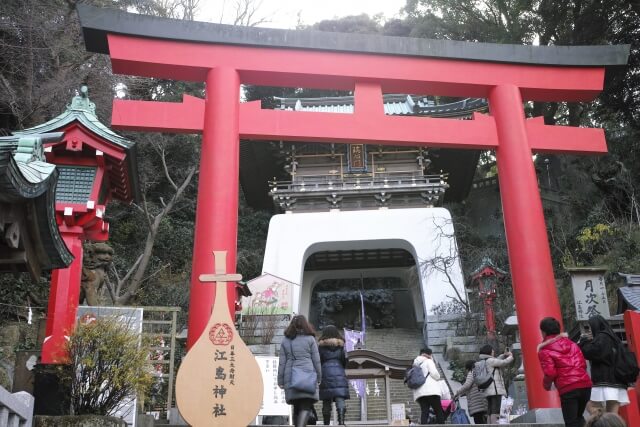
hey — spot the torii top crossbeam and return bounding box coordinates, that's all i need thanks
[77,4,629,411]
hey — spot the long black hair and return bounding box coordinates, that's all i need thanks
[588,314,618,342]
[284,314,316,339]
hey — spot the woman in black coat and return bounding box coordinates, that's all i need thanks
[318,325,350,425]
[579,314,630,414]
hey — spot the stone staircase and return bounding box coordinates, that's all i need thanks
[337,316,483,424]
[341,327,424,424]
[154,316,562,426]
[425,313,484,359]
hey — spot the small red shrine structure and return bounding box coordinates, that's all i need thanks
[16,86,138,363]
[467,258,507,346]
[76,4,629,410]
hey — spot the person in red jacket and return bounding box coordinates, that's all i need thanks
[538,317,593,427]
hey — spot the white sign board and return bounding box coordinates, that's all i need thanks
[391,403,406,421]
[242,273,294,315]
[76,306,144,427]
[570,271,610,321]
[256,356,289,416]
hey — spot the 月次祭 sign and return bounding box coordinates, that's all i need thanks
[241,273,295,315]
[567,267,610,321]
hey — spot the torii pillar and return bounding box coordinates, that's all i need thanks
[77,4,629,410]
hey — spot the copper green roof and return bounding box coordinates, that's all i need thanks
[0,133,74,273]
[14,86,139,203]
[15,86,133,150]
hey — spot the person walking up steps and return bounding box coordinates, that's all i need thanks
[579,315,630,415]
[537,317,592,427]
[454,360,488,424]
[478,344,514,424]
[412,347,445,424]
[318,325,350,425]
[278,315,322,427]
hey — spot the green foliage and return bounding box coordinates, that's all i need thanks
[0,274,49,323]
[576,223,618,260]
[310,14,383,34]
[445,347,470,383]
[430,299,467,316]
[60,317,153,416]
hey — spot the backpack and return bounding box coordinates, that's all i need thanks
[607,332,640,385]
[473,359,496,390]
[404,364,430,389]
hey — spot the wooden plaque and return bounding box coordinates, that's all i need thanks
[176,252,263,426]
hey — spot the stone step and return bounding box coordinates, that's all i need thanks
[158,424,563,427]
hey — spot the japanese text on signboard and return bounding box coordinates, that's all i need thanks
[570,272,610,321]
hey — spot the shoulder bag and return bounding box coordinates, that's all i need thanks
[287,337,318,394]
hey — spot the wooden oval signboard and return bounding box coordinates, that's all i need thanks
[176,252,263,426]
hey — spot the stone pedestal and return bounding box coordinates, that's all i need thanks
[511,408,564,424]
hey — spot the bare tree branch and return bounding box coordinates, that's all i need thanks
[421,216,470,313]
[115,165,196,305]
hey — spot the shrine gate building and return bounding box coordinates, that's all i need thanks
[76,4,629,411]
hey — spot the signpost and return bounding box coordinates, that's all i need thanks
[175,252,263,426]
[567,267,610,321]
[256,356,289,417]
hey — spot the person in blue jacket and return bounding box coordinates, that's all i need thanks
[318,325,350,425]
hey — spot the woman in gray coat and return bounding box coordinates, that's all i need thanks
[454,360,488,424]
[278,315,322,427]
[478,344,514,424]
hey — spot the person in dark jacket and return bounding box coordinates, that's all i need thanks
[538,317,592,427]
[453,360,488,424]
[579,314,630,415]
[278,315,322,427]
[318,325,350,425]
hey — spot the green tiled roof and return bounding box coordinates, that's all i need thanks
[0,133,74,271]
[13,86,140,203]
[14,86,133,149]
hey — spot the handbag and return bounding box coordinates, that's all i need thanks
[451,407,471,424]
[287,338,318,394]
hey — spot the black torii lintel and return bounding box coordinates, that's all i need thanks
[77,4,629,68]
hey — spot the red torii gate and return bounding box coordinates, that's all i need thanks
[77,4,629,410]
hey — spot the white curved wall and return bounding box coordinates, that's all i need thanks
[261,208,466,318]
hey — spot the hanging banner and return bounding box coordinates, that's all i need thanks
[344,328,366,398]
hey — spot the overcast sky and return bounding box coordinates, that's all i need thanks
[200,0,407,29]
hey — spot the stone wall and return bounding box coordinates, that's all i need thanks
[0,321,39,390]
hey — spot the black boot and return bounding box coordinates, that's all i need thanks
[296,409,311,427]
[322,409,331,425]
[337,408,346,425]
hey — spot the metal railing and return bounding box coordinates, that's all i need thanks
[270,173,448,194]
